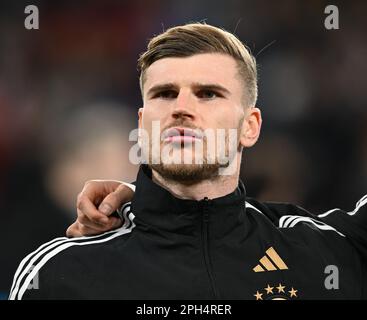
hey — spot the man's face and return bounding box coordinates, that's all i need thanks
[138,53,249,182]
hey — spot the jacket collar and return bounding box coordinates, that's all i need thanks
[131,165,247,236]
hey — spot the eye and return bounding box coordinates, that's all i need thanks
[197,90,220,99]
[154,90,178,99]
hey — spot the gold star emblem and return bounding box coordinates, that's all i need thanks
[276,283,286,293]
[288,287,298,298]
[254,291,263,300]
[264,284,274,294]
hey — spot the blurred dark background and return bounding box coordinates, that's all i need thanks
[0,0,366,298]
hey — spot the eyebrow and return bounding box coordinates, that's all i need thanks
[147,83,177,97]
[146,82,231,97]
[192,83,231,95]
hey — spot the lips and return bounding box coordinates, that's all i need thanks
[162,127,203,143]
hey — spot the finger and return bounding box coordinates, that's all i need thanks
[98,184,134,216]
[107,216,123,229]
[78,180,123,206]
[78,223,105,237]
[77,194,109,225]
[66,221,102,238]
[67,216,123,238]
[78,209,122,230]
[66,222,83,238]
[79,218,122,235]
[77,210,110,230]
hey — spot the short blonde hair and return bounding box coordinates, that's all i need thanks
[138,22,258,107]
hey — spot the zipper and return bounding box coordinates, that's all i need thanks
[201,197,220,299]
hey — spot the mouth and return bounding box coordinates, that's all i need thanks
[162,127,203,144]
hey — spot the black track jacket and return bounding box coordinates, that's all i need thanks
[9,165,367,300]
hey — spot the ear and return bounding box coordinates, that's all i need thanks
[138,107,144,129]
[239,107,262,148]
[138,108,144,147]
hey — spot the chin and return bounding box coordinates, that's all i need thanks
[149,163,221,183]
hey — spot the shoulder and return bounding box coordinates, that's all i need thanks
[246,194,367,245]
[245,196,316,223]
[245,197,345,237]
[9,210,135,300]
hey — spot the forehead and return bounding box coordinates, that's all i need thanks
[144,53,242,91]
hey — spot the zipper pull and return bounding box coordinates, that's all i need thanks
[202,197,211,222]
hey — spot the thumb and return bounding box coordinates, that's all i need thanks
[98,183,134,216]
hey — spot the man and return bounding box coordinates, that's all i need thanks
[10,23,367,300]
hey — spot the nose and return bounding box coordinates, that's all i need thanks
[171,88,196,121]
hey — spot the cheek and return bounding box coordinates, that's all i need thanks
[141,107,166,138]
[212,114,239,130]
[140,106,155,129]
[143,103,170,123]
[205,102,243,129]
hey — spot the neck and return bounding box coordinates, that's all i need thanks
[151,157,241,200]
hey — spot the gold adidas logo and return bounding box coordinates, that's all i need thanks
[253,247,288,272]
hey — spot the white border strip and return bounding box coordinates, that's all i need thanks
[318,194,367,218]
